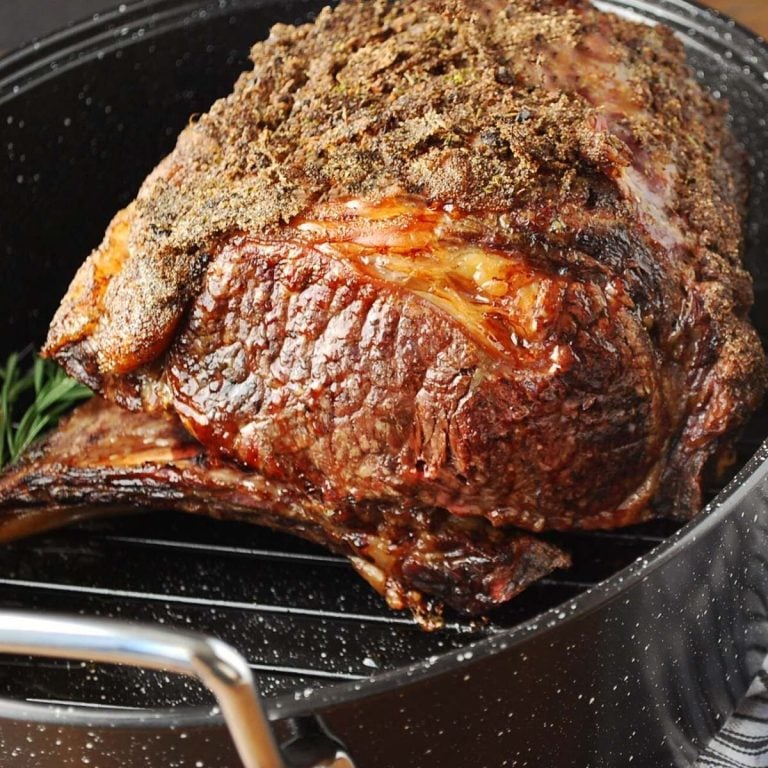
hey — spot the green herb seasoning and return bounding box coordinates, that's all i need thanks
[0,353,92,469]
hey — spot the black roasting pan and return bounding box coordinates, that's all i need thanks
[1,1,768,766]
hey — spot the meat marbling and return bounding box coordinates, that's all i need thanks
[2,0,766,621]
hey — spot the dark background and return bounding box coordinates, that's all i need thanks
[0,0,765,54]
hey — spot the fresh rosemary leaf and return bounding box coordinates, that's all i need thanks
[33,356,45,395]
[0,353,92,470]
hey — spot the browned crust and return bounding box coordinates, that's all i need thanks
[46,0,753,367]
[42,0,767,530]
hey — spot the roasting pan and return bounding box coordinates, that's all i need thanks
[1,0,768,766]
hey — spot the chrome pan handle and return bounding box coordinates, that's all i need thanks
[0,610,287,768]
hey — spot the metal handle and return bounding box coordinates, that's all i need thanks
[0,610,284,768]
[281,716,356,768]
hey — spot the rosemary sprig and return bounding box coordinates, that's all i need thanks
[0,353,92,469]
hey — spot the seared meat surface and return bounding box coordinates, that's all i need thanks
[1,0,763,616]
[0,398,568,626]
[43,0,767,531]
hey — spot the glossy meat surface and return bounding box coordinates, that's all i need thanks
[167,197,669,532]
[0,399,568,626]
[43,0,766,534]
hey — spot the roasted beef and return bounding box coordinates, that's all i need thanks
[0,397,569,627]
[2,0,766,618]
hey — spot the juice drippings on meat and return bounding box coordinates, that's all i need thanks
[296,197,567,360]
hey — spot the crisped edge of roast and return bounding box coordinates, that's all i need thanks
[0,398,570,629]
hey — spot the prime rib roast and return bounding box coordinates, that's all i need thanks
[1,0,766,625]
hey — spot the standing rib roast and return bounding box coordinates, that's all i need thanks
[1,0,765,624]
